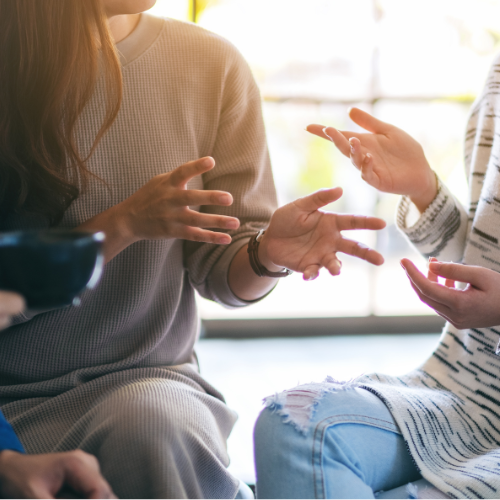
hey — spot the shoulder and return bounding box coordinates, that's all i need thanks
[149,16,251,75]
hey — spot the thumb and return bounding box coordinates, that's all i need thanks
[349,108,392,135]
[294,187,343,212]
[428,262,484,287]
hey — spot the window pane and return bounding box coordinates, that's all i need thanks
[378,0,500,97]
[199,0,376,100]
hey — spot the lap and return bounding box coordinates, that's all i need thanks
[3,368,239,498]
[255,386,421,499]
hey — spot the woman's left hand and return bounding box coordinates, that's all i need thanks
[258,187,386,281]
[401,258,500,329]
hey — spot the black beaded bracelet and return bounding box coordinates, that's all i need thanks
[247,230,293,278]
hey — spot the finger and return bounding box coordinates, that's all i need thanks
[338,239,384,266]
[306,124,351,157]
[427,257,439,283]
[168,157,215,187]
[306,124,332,140]
[336,214,386,231]
[294,187,343,212]
[445,279,456,288]
[31,486,56,499]
[0,291,25,316]
[177,190,233,207]
[359,154,381,188]
[181,227,232,245]
[428,261,485,287]
[349,107,393,135]
[407,277,454,320]
[181,211,240,230]
[349,137,366,171]
[303,264,320,281]
[401,258,457,307]
[321,253,342,277]
[63,456,116,500]
[0,315,11,330]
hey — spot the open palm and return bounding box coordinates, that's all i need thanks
[307,108,435,199]
[263,187,386,281]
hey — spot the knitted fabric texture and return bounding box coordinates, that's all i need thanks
[359,54,500,499]
[0,15,277,498]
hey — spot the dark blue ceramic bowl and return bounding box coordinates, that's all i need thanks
[0,230,105,310]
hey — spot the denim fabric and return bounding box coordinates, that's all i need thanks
[254,387,434,499]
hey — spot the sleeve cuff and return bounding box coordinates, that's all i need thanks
[206,234,277,308]
[396,178,467,259]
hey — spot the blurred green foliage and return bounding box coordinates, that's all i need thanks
[299,137,335,194]
[189,0,218,22]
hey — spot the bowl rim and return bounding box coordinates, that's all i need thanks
[0,230,105,247]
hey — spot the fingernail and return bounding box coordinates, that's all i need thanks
[218,236,230,244]
[322,127,333,142]
[226,220,239,229]
[202,157,213,167]
[429,261,441,271]
[219,195,232,204]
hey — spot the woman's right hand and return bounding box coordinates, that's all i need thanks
[307,108,438,213]
[116,156,240,244]
[80,156,241,262]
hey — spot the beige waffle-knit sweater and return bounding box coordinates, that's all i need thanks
[0,14,277,498]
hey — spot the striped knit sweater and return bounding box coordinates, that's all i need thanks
[360,54,500,499]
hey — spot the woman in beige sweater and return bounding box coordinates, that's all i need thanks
[0,1,385,497]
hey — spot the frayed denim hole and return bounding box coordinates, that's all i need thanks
[262,376,364,434]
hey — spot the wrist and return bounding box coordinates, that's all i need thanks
[257,233,284,273]
[76,203,140,264]
[409,170,438,214]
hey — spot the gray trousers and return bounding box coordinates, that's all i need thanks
[1,366,239,499]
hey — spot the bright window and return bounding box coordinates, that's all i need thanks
[148,0,499,320]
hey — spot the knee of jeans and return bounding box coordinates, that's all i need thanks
[254,406,295,467]
[259,376,363,435]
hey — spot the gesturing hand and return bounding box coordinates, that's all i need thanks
[307,108,438,212]
[259,187,386,281]
[0,449,116,499]
[401,258,500,330]
[117,157,240,245]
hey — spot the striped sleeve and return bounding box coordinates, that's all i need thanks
[0,411,24,454]
[396,178,468,262]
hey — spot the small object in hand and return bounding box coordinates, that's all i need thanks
[247,230,293,278]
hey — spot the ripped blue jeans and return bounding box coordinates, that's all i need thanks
[253,382,447,499]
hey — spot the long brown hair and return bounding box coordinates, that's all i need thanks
[0,0,123,225]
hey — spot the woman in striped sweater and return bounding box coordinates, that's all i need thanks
[254,56,500,499]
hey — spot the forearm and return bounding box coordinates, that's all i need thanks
[76,204,137,264]
[228,241,281,302]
